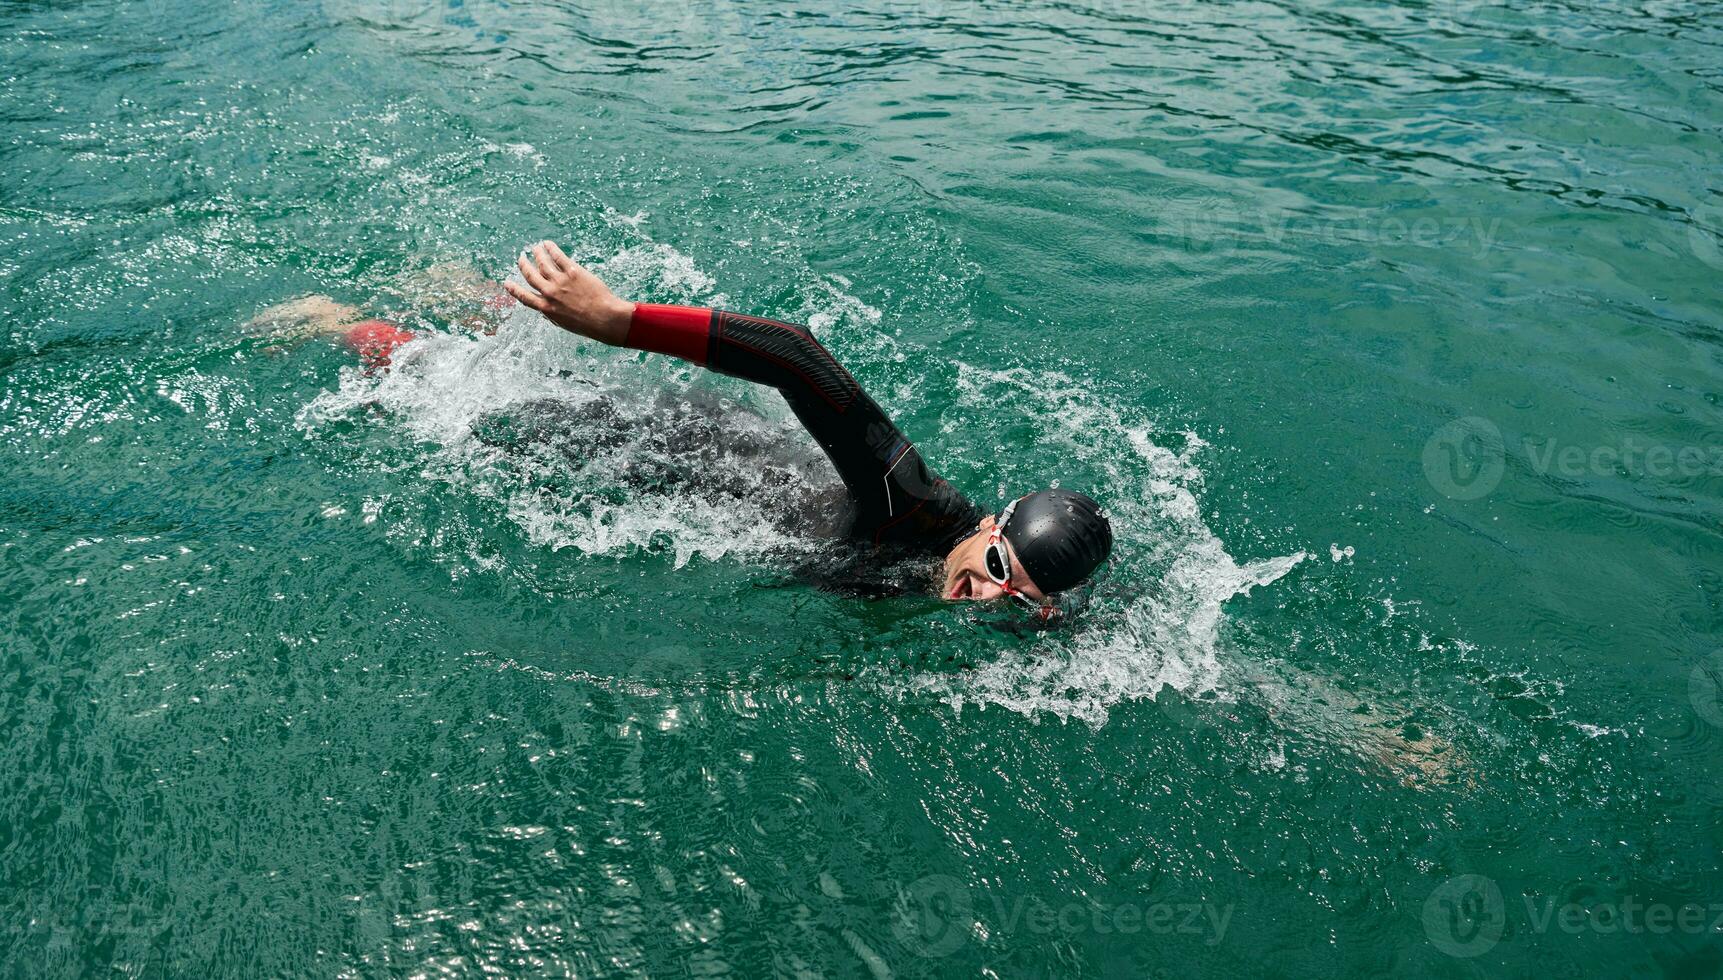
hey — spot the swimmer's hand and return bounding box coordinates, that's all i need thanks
[505,241,634,346]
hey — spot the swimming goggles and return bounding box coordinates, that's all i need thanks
[983,498,1042,610]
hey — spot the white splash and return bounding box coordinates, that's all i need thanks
[897,364,1307,727]
[296,240,830,567]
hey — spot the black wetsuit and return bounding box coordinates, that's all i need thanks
[626,303,983,557]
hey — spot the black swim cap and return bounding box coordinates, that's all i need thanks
[1000,489,1112,595]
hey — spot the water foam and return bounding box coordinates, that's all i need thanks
[898,365,1306,727]
[296,242,822,568]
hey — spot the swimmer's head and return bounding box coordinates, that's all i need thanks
[941,489,1112,607]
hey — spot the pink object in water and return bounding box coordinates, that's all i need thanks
[343,319,415,367]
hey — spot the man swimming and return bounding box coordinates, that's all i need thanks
[504,241,1114,611]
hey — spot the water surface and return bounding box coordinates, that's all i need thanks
[3,0,1722,975]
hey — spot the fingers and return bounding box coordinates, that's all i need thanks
[503,280,549,312]
[532,240,565,278]
[517,251,552,293]
[544,240,576,272]
[537,240,575,276]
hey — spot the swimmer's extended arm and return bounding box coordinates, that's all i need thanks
[506,241,979,547]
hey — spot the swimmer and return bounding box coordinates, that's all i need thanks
[504,241,1114,612]
[243,262,513,367]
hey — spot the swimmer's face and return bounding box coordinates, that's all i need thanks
[940,515,1047,604]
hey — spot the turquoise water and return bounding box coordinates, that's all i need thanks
[4,0,1723,975]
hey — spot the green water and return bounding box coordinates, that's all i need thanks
[4,0,1723,975]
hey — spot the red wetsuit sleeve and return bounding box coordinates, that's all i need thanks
[627,303,713,365]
